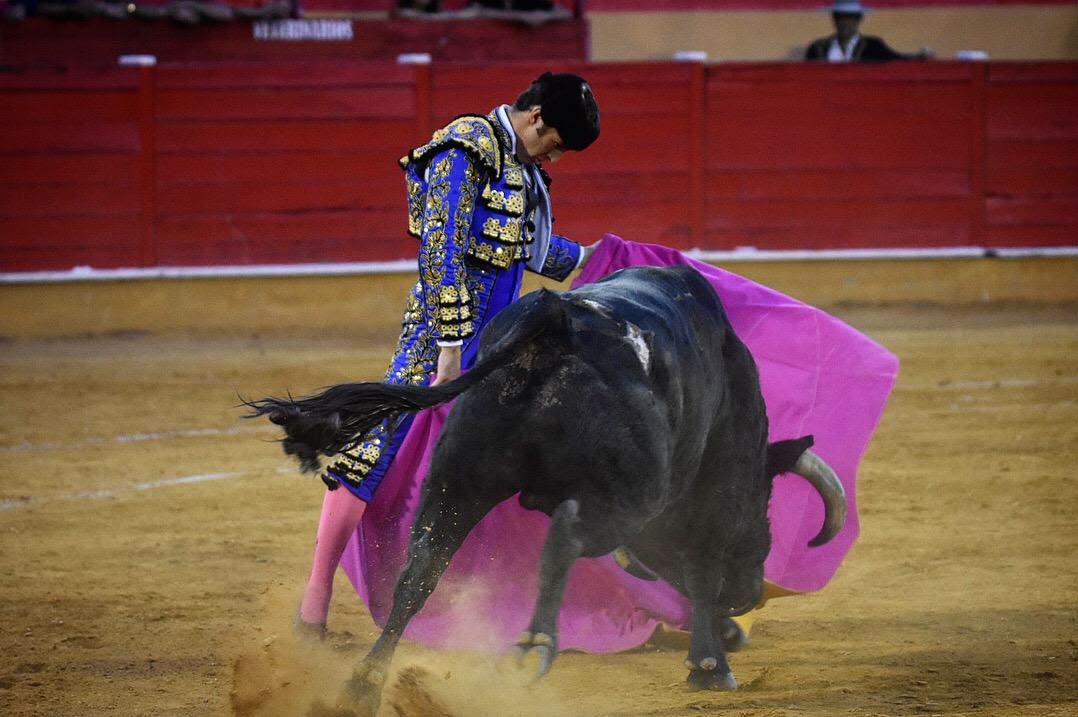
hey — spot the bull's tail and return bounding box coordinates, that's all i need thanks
[767,435,847,547]
[243,288,567,473]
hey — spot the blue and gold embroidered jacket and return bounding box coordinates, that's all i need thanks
[400,110,582,342]
[323,110,582,498]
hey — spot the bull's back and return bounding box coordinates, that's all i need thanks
[573,264,733,377]
[574,266,766,484]
[570,265,728,360]
[431,265,757,515]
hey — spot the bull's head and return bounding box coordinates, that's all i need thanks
[717,555,766,618]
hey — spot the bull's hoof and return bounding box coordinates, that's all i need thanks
[335,671,383,717]
[686,668,738,692]
[513,630,557,680]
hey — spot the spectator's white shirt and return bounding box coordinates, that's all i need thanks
[828,34,861,62]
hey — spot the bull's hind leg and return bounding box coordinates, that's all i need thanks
[515,498,584,679]
[339,485,507,715]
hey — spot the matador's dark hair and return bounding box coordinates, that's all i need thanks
[513,72,600,151]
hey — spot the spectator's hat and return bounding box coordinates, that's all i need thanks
[535,72,600,151]
[829,0,867,14]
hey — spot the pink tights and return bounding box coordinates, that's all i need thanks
[298,486,367,626]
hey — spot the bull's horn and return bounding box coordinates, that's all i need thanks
[792,449,847,547]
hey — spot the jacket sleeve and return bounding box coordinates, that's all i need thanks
[418,147,481,343]
[535,234,583,282]
[861,36,913,62]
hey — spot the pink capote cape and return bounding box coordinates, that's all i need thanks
[339,234,898,653]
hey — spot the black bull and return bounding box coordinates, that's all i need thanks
[247,265,846,710]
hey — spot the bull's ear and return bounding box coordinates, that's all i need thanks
[766,435,814,476]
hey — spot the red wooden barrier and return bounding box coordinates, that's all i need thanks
[984,63,1078,247]
[0,68,144,271]
[705,62,983,249]
[153,61,418,266]
[1,60,1075,273]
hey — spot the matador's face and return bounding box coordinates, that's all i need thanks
[515,106,566,166]
[832,12,862,42]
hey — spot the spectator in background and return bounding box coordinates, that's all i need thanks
[471,0,555,11]
[805,0,932,63]
[395,0,571,23]
[396,0,439,15]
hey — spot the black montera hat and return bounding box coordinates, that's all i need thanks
[535,72,600,151]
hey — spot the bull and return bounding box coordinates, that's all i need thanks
[247,265,846,713]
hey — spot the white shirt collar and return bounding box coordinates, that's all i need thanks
[496,103,541,193]
[493,106,553,275]
[828,33,861,62]
[494,104,517,156]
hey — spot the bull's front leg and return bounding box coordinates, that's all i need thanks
[337,488,495,715]
[683,570,738,691]
[515,498,584,679]
[336,532,442,715]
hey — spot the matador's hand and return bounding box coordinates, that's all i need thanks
[579,242,599,269]
[432,344,462,387]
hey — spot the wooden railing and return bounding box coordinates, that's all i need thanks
[1,60,1075,272]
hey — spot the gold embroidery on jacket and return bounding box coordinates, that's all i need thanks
[466,237,526,269]
[405,174,423,237]
[503,166,525,189]
[419,154,455,336]
[436,159,480,340]
[480,216,523,245]
[406,116,501,178]
[480,184,525,216]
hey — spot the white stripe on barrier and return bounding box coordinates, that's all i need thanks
[989,247,1078,259]
[2,247,1074,284]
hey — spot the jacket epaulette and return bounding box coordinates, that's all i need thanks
[399,114,503,179]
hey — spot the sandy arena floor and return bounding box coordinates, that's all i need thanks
[0,276,1075,717]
